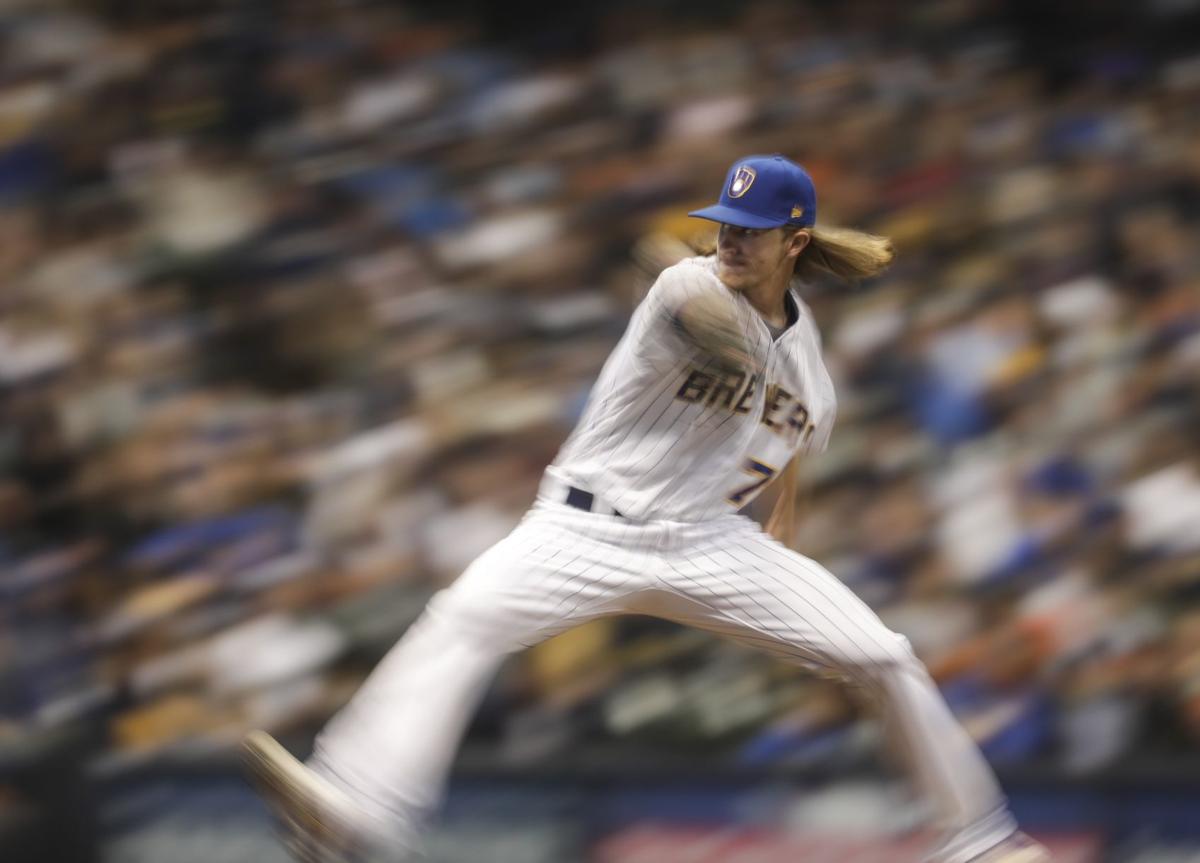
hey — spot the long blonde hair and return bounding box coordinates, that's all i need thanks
[691,224,895,283]
[794,225,894,281]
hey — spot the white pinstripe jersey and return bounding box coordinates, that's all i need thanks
[550,255,836,522]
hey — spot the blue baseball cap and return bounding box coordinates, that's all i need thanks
[689,154,817,230]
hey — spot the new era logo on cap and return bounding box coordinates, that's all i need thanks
[690,154,817,230]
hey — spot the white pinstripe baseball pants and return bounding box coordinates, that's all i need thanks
[310,496,1017,861]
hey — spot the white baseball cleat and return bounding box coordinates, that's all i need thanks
[242,730,370,863]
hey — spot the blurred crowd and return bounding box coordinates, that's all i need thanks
[1,0,1199,799]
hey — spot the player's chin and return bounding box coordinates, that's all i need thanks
[717,264,751,290]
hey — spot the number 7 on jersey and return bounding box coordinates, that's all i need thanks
[726,458,778,507]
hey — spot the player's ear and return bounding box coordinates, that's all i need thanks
[786,229,811,260]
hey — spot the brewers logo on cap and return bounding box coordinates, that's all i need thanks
[728,165,756,198]
[791,205,805,219]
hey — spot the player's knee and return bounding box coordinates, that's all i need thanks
[851,629,922,675]
[428,585,498,631]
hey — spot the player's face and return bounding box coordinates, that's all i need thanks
[716,225,809,290]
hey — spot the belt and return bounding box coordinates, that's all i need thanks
[539,474,624,517]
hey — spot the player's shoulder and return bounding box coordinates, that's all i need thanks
[651,254,721,296]
[665,254,718,279]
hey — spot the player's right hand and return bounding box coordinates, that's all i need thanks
[673,290,754,373]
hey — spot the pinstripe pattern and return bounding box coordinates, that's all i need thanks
[650,411,746,515]
[634,424,739,510]
[567,354,696,472]
[655,557,845,679]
